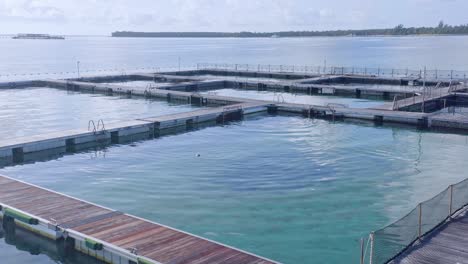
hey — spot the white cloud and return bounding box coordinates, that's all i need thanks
[0,0,466,34]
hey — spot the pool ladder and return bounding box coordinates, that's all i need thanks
[273,93,285,103]
[88,119,106,134]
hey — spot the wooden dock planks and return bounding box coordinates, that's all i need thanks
[392,209,468,264]
[0,175,277,264]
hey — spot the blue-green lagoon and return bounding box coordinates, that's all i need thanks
[1,115,467,264]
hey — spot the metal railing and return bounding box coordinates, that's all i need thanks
[391,81,457,111]
[197,63,468,80]
[361,178,468,264]
[88,119,106,134]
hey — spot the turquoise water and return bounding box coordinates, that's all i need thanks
[0,87,200,138]
[2,116,468,263]
[1,36,468,263]
[202,88,385,108]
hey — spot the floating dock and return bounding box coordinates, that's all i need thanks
[0,175,277,264]
[2,65,468,264]
[0,102,269,165]
[1,68,468,167]
[391,208,468,264]
[363,178,468,264]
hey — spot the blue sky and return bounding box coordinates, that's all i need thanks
[0,0,466,35]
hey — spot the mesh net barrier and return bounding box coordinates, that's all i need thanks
[197,63,468,80]
[373,207,419,264]
[452,179,468,211]
[369,179,468,264]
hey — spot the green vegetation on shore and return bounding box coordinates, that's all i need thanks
[112,21,468,38]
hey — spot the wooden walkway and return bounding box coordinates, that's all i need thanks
[391,208,468,264]
[0,175,277,264]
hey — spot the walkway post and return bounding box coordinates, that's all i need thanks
[77,61,80,78]
[369,232,374,264]
[418,203,423,239]
[360,238,365,264]
[449,185,454,217]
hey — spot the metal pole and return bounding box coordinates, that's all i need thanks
[324,59,327,74]
[360,238,365,264]
[422,67,427,113]
[77,61,80,78]
[449,185,454,217]
[451,70,453,80]
[418,203,423,239]
[369,232,374,264]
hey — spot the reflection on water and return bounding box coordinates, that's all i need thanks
[2,116,468,263]
[0,219,103,264]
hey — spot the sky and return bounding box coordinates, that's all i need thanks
[0,0,467,35]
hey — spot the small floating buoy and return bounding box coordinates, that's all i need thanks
[196,153,201,157]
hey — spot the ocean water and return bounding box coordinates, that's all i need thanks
[2,116,468,264]
[1,36,468,79]
[0,87,200,138]
[201,88,386,108]
[1,36,468,264]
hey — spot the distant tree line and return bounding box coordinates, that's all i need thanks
[112,22,468,38]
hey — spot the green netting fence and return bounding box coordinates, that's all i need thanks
[361,178,468,264]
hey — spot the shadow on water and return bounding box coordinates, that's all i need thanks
[0,219,103,264]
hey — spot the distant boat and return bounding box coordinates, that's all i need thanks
[12,34,65,40]
[271,34,280,38]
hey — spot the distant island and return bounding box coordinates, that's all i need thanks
[112,21,468,38]
[12,34,65,40]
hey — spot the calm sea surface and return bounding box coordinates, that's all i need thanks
[1,36,468,264]
[1,35,468,77]
[0,87,200,138]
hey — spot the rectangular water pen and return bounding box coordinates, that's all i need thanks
[0,175,278,264]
